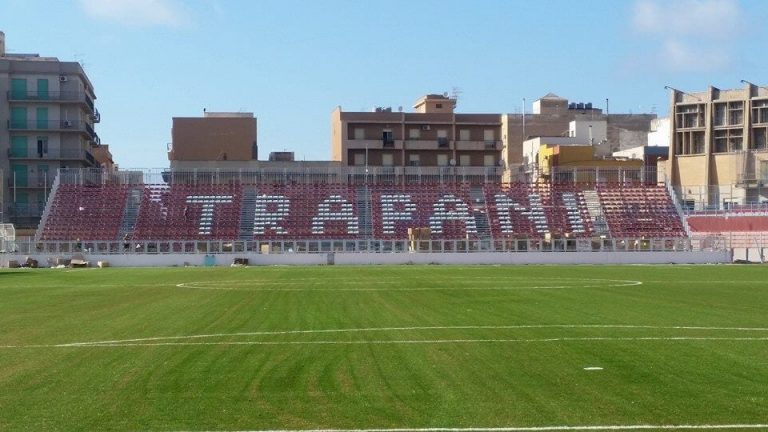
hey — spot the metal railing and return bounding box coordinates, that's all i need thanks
[8,148,95,160]
[55,166,665,187]
[8,120,89,131]
[7,90,92,104]
[7,236,700,256]
[672,184,768,214]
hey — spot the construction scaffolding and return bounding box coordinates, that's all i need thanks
[0,224,16,253]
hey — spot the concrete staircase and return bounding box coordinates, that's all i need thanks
[356,185,373,238]
[238,186,258,240]
[470,185,493,242]
[118,187,143,240]
[582,189,610,237]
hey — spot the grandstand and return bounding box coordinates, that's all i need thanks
[32,167,686,241]
[0,166,731,266]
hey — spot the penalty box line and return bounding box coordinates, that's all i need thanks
[171,423,768,431]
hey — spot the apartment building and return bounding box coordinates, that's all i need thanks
[667,82,768,209]
[0,31,101,228]
[168,111,258,170]
[331,93,655,180]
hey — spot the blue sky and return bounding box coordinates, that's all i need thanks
[2,0,767,168]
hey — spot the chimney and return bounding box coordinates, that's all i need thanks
[0,31,5,57]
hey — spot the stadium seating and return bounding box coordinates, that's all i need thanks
[39,184,128,241]
[597,184,686,238]
[132,184,243,240]
[370,183,479,239]
[35,181,688,242]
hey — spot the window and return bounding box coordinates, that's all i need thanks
[353,128,365,140]
[483,129,495,141]
[36,137,49,157]
[754,128,767,150]
[437,129,448,139]
[714,129,742,153]
[714,130,728,153]
[714,103,727,126]
[675,130,705,155]
[10,78,27,99]
[752,100,768,124]
[36,107,48,130]
[353,153,365,166]
[37,165,49,187]
[484,155,496,166]
[10,136,28,158]
[382,130,394,146]
[729,101,744,125]
[437,154,449,166]
[692,131,705,154]
[408,154,420,166]
[10,107,27,129]
[11,164,28,187]
[37,79,49,100]
[409,128,420,139]
[436,103,443,109]
[761,161,768,182]
[676,104,704,128]
[381,153,394,166]
[459,129,470,141]
[459,154,471,166]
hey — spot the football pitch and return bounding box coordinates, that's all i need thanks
[0,264,767,431]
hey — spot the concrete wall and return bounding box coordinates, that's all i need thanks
[169,115,257,162]
[1,250,730,268]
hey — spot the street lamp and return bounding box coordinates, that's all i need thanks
[741,79,768,91]
[664,85,702,101]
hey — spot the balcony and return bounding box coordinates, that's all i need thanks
[8,119,90,133]
[405,140,450,150]
[346,139,403,150]
[455,140,500,151]
[7,91,96,113]
[7,147,94,161]
[7,175,56,189]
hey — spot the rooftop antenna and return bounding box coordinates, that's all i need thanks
[451,86,462,103]
[74,53,86,70]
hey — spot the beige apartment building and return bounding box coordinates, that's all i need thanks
[0,31,101,228]
[667,82,768,209]
[168,111,258,170]
[331,93,655,180]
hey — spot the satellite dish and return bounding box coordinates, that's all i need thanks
[449,158,456,166]
[498,159,506,167]
[398,106,403,112]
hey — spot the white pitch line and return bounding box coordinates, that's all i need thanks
[49,336,768,348]
[56,324,768,347]
[175,278,643,291]
[0,336,763,349]
[171,424,768,431]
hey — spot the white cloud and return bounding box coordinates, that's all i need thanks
[630,0,744,72]
[633,0,742,37]
[78,0,191,28]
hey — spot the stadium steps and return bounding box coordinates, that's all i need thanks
[238,186,258,240]
[470,186,493,241]
[33,174,62,242]
[356,185,373,238]
[582,189,610,236]
[118,187,143,240]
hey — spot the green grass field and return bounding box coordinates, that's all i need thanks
[1,264,767,431]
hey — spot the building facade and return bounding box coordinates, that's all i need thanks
[667,83,768,209]
[331,93,655,181]
[0,31,101,229]
[168,111,258,170]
